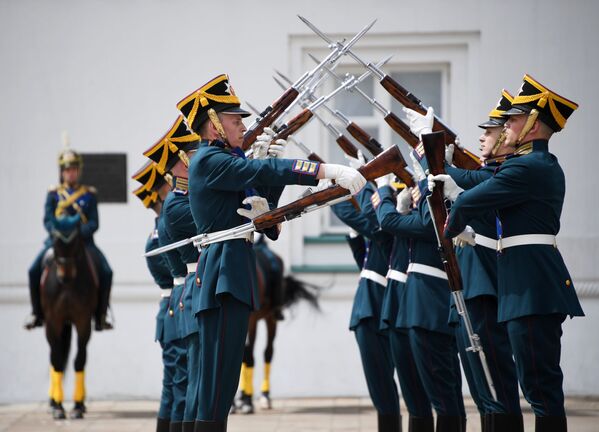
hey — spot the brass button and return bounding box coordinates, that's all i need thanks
[168,309,174,317]
[196,277,201,285]
[179,302,184,311]
[565,279,571,287]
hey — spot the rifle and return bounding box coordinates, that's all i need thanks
[242,19,376,150]
[145,146,405,257]
[422,131,497,401]
[299,16,481,170]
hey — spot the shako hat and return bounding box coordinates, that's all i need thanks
[144,115,201,173]
[478,89,514,129]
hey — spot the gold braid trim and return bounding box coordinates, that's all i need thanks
[207,108,228,142]
[56,186,89,224]
[516,109,539,147]
[491,129,507,157]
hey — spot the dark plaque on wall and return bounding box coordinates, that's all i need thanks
[79,153,127,203]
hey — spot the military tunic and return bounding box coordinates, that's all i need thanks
[188,141,320,422]
[446,140,584,418]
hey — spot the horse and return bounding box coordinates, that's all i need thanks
[233,236,321,414]
[40,226,99,420]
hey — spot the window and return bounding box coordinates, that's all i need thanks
[80,153,128,203]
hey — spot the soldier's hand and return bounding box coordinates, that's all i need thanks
[320,164,366,195]
[403,106,434,139]
[445,143,455,165]
[396,187,413,215]
[454,225,476,247]
[315,179,333,192]
[236,196,270,220]
[252,127,277,159]
[409,151,426,182]
[375,173,393,189]
[427,174,464,202]
[344,149,366,170]
[268,135,289,159]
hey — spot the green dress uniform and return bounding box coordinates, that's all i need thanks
[332,184,401,431]
[188,140,320,424]
[145,217,176,426]
[161,178,202,427]
[446,163,523,426]
[374,186,434,430]
[378,179,465,431]
[445,140,584,425]
[157,210,188,426]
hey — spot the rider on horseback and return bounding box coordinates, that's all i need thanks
[25,147,114,331]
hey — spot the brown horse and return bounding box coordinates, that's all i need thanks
[233,236,320,414]
[41,227,98,419]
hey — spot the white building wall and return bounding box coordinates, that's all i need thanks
[1,0,598,401]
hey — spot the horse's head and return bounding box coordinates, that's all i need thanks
[51,225,83,283]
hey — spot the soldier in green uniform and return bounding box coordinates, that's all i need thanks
[132,161,175,432]
[432,75,584,432]
[145,116,202,432]
[25,148,113,331]
[176,74,366,431]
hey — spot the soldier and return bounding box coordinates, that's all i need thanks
[145,116,202,432]
[405,91,525,431]
[176,73,366,431]
[330,165,402,432]
[25,147,113,331]
[432,75,584,432]
[132,162,175,432]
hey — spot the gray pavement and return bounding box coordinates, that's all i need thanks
[1,397,598,431]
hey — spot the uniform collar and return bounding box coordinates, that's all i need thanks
[514,139,548,156]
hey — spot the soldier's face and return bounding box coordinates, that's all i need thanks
[62,166,79,185]
[478,127,502,159]
[504,114,526,147]
[220,114,246,149]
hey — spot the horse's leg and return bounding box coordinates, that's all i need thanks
[46,323,68,419]
[71,319,91,419]
[260,316,277,409]
[238,314,258,414]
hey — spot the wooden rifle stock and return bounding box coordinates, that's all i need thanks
[335,135,360,159]
[379,75,481,170]
[242,87,299,150]
[273,108,314,141]
[384,112,419,148]
[421,131,463,293]
[253,146,404,231]
[345,122,384,156]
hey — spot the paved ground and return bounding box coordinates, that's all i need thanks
[1,397,598,431]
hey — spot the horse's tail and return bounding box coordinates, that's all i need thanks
[282,276,321,311]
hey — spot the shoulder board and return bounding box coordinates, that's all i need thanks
[86,185,97,194]
[48,184,59,192]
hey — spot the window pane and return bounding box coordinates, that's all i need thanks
[390,71,442,116]
[334,76,374,117]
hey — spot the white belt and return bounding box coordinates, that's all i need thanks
[474,234,497,250]
[173,277,186,286]
[499,234,557,251]
[360,269,387,286]
[186,263,196,274]
[161,288,172,298]
[196,231,254,250]
[407,263,448,280]
[386,269,407,283]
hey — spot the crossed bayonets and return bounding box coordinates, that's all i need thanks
[146,16,496,402]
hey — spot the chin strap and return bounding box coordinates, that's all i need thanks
[177,150,190,168]
[490,129,507,157]
[207,108,229,146]
[515,109,539,147]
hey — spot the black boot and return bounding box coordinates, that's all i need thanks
[488,413,524,432]
[169,421,183,432]
[193,420,227,432]
[378,413,402,432]
[481,414,489,432]
[408,415,434,432]
[157,417,170,432]
[435,415,464,432]
[182,421,195,432]
[535,415,567,432]
[24,313,43,330]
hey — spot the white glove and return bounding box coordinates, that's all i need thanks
[396,187,412,215]
[348,227,360,239]
[236,196,270,220]
[445,143,455,165]
[454,225,476,247]
[315,179,333,192]
[403,106,434,139]
[409,151,426,182]
[344,149,366,170]
[375,173,394,189]
[252,127,277,159]
[427,174,464,202]
[320,164,366,195]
